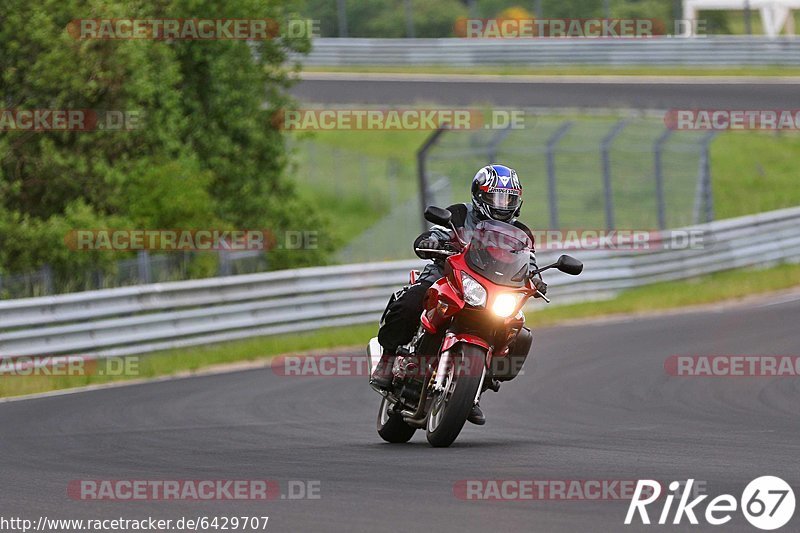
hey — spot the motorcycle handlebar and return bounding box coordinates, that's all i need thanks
[415,248,457,256]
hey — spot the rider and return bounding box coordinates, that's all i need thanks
[370,164,547,425]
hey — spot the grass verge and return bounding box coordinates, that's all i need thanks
[3,261,800,399]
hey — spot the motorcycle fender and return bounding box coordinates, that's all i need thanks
[441,332,490,353]
[367,337,382,376]
[434,333,490,389]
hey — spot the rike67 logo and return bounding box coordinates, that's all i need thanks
[625,477,795,530]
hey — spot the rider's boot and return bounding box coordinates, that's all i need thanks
[467,402,486,425]
[369,351,396,391]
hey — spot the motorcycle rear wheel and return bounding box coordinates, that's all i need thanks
[376,397,416,443]
[425,344,484,448]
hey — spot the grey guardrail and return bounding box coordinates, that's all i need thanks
[1,205,800,360]
[302,36,800,66]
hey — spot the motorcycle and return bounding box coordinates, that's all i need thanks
[367,206,583,447]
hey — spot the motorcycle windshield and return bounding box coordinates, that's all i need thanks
[464,221,532,287]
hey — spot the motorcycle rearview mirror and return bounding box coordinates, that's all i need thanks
[556,255,583,276]
[531,255,584,277]
[424,206,452,227]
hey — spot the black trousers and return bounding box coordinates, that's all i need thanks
[377,280,433,353]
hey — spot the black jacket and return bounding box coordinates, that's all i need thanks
[413,203,538,284]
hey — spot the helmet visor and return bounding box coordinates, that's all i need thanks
[480,189,520,211]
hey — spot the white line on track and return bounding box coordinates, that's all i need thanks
[756,293,800,308]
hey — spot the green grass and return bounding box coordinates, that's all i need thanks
[296,130,430,159]
[711,131,800,219]
[305,65,800,77]
[723,11,800,36]
[4,261,800,399]
[289,130,429,247]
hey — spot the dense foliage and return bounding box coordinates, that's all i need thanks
[0,0,333,283]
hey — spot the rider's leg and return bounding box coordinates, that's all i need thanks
[372,278,489,425]
[371,281,432,389]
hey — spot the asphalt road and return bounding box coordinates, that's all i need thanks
[1,295,799,532]
[291,73,800,109]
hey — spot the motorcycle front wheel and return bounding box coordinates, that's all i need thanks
[425,343,485,448]
[376,396,416,443]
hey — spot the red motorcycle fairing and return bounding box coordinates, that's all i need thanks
[420,273,464,334]
[420,253,531,350]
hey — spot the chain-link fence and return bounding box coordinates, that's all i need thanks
[337,112,717,262]
[0,251,269,300]
[423,114,715,233]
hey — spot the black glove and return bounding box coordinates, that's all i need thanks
[532,277,547,298]
[417,238,442,251]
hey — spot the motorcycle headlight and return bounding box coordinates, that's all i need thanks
[492,292,522,318]
[460,272,487,307]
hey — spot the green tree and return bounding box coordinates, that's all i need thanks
[0,0,331,282]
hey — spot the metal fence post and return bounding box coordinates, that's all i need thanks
[137,250,151,284]
[417,126,449,231]
[487,124,513,163]
[218,251,231,277]
[336,0,348,37]
[700,131,717,223]
[387,158,399,206]
[546,122,574,229]
[600,120,628,229]
[404,0,415,38]
[41,264,53,295]
[653,128,674,230]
